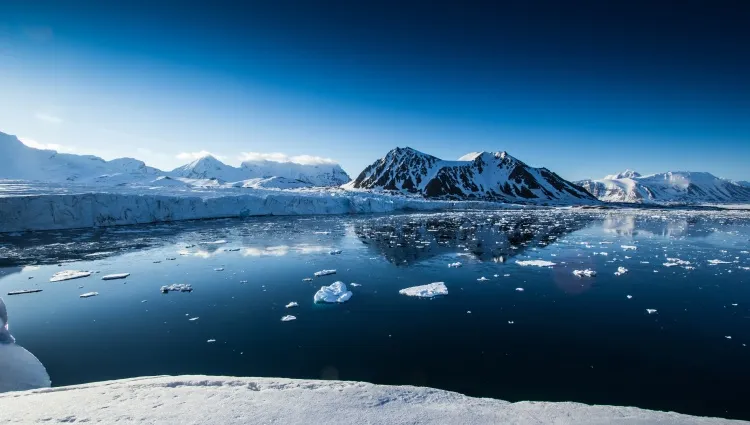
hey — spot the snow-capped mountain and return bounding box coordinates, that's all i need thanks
[169,155,350,186]
[0,131,159,183]
[578,170,750,204]
[240,159,350,186]
[344,147,595,203]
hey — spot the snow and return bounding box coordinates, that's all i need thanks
[0,375,740,424]
[101,273,129,280]
[285,302,299,308]
[49,270,91,282]
[516,260,556,267]
[313,269,337,277]
[313,282,353,303]
[398,282,448,298]
[0,298,51,393]
[79,292,99,298]
[573,269,597,277]
[280,315,296,322]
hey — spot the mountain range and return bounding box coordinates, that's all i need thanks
[577,170,750,204]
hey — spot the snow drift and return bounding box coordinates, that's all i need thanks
[0,375,741,424]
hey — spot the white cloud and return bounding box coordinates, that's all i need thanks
[19,137,76,153]
[176,151,226,161]
[35,113,63,124]
[238,152,337,165]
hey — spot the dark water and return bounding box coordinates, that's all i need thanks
[1,210,750,419]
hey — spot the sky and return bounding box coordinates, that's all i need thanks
[1,0,748,181]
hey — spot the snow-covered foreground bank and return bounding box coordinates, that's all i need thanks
[0,376,743,425]
[0,182,523,232]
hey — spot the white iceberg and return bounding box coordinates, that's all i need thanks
[281,315,296,322]
[515,260,556,267]
[614,267,628,276]
[79,292,99,298]
[477,277,489,282]
[515,288,524,292]
[573,269,597,277]
[50,270,91,282]
[313,282,352,303]
[0,298,52,393]
[285,302,299,309]
[398,282,448,298]
[102,273,130,280]
[646,309,657,314]
[314,270,337,277]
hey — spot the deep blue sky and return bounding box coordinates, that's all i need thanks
[1,0,748,180]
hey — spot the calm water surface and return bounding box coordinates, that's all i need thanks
[1,209,749,419]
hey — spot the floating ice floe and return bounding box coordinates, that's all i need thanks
[302,278,313,282]
[707,259,731,265]
[281,315,296,322]
[646,309,657,314]
[398,282,448,299]
[207,339,216,343]
[614,267,628,276]
[508,321,514,324]
[516,260,556,267]
[7,289,42,296]
[188,317,199,321]
[313,270,337,277]
[313,282,352,303]
[477,276,489,282]
[285,302,299,308]
[102,273,130,280]
[214,268,225,271]
[626,295,633,299]
[448,262,462,268]
[206,240,227,245]
[515,288,524,292]
[161,284,193,293]
[50,270,91,282]
[621,245,637,251]
[573,269,597,277]
[79,292,98,298]
[329,250,342,255]
[725,336,732,340]
[224,248,240,252]
[663,258,691,267]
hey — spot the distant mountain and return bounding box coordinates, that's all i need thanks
[0,131,159,183]
[0,130,350,187]
[577,170,750,204]
[344,147,595,203]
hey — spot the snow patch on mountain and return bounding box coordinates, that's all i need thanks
[344,147,595,204]
[578,170,750,204]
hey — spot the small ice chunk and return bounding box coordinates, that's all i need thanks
[7,289,43,296]
[398,282,448,298]
[621,245,637,251]
[707,259,731,265]
[725,336,732,339]
[515,260,556,267]
[314,281,352,303]
[573,269,597,277]
[224,248,240,252]
[281,315,296,322]
[188,317,199,321]
[515,288,524,292]
[166,257,176,261]
[448,262,462,268]
[350,283,361,287]
[646,309,657,314]
[161,284,193,293]
[285,302,299,308]
[314,269,337,277]
[626,295,633,299]
[508,321,514,324]
[302,278,313,282]
[329,250,342,255]
[214,268,225,271]
[206,240,227,244]
[101,273,130,280]
[614,267,628,276]
[79,292,98,298]
[477,276,489,282]
[207,339,216,343]
[50,270,91,282]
